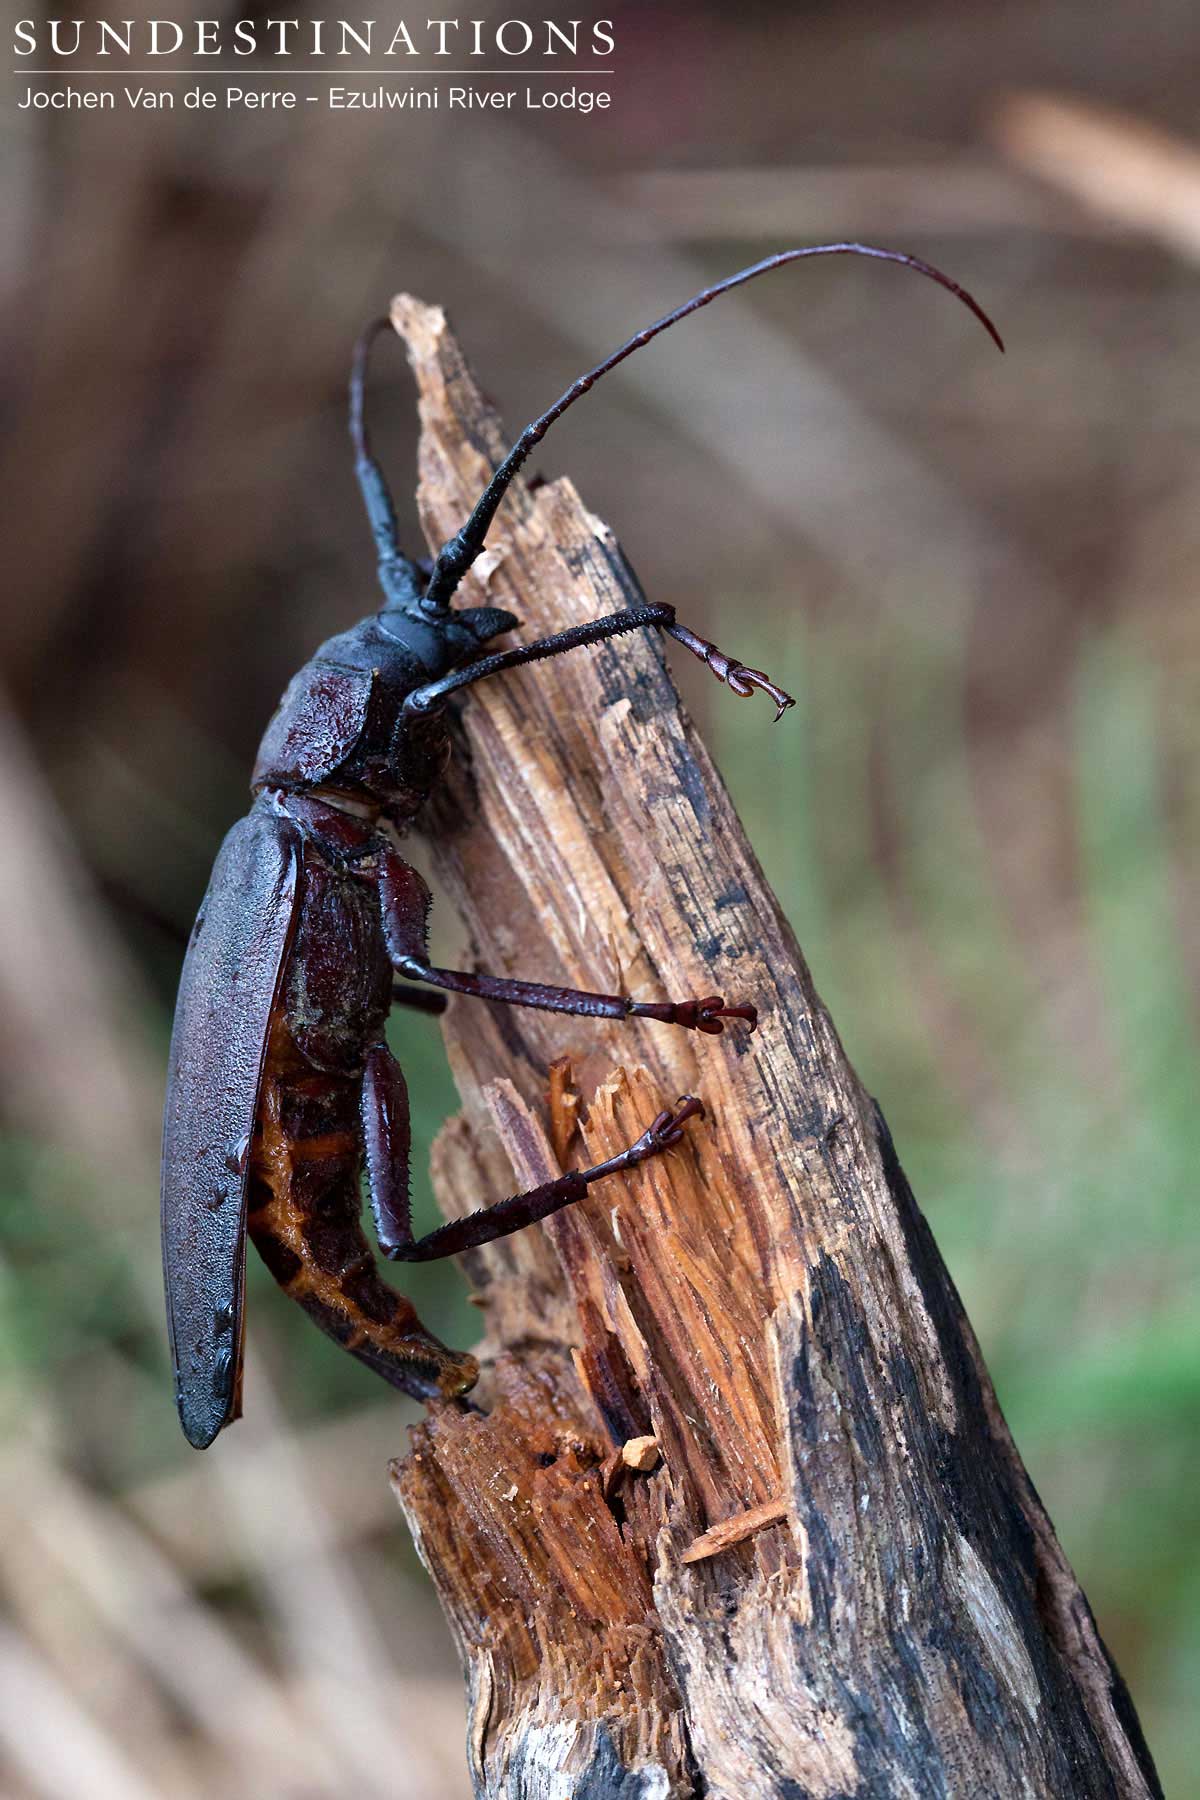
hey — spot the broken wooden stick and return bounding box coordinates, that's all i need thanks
[386,295,1160,1798]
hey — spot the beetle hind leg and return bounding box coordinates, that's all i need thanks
[381,1094,705,1264]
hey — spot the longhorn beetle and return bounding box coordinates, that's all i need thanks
[162,244,1002,1448]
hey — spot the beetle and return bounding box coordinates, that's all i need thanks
[162,243,1002,1448]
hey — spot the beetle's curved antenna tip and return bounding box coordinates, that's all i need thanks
[829,243,1004,353]
[902,255,1004,353]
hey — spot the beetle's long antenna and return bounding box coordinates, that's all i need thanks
[350,315,424,610]
[420,243,1004,615]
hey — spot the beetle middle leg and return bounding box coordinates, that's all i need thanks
[362,1042,702,1262]
[375,849,756,1034]
[395,959,756,1034]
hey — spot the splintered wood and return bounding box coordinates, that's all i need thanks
[680,1496,789,1566]
[386,297,1159,1800]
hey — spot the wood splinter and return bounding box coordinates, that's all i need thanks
[680,1496,790,1566]
[546,1055,580,1167]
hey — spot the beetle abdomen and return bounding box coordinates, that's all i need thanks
[246,1012,477,1401]
[284,859,393,1074]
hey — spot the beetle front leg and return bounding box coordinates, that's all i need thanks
[402,602,794,721]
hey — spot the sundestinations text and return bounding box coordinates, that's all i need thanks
[14,17,615,58]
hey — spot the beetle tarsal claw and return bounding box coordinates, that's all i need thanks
[623,1095,706,1164]
[629,995,758,1033]
[649,1095,706,1148]
[687,995,758,1035]
[716,657,796,721]
[728,664,796,722]
[699,996,758,1034]
[663,622,796,721]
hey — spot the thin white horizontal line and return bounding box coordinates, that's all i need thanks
[15,68,615,77]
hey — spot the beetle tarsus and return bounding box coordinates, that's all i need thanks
[641,1095,706,1153]
[579,1095,706,1185]
[665,622,796,722]
[629,996,757,1035]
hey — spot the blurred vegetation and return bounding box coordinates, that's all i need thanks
[4,0,1199,1793]
[716,614,1200,1793]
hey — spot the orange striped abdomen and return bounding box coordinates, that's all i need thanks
[246,1011,476,1401]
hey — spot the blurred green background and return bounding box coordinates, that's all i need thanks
[3,1,1198,1793]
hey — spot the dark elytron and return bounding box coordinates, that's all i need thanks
[161,244,1002,1448]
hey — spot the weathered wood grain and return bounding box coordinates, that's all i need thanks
[386,297,1160,1800]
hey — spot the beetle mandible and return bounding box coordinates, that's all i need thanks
[161,243,1002,1448]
